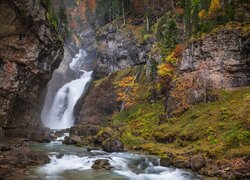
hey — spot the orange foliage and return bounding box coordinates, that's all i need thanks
[116,76,138,109]
[88,0,96,12]
[173,44,184,59]
[176,7,184,16]
[78,1,87,21]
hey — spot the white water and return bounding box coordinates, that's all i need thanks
[42,50,92,129]
[69,49,87,71]
[37,153,191,180]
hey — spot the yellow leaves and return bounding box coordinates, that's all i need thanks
[117,76,137,88]
[208,0,221,19]
[165,52,178,66]
[157,64,173,77]
[199,9,207,20]
[116,75,138,109]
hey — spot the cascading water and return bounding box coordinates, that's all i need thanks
[41,49,92,129]
[28,134,201,180]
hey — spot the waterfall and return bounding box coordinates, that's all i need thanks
[41,49,92,129]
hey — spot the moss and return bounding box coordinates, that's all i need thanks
[190,22,250,42]
[105,64,250,162]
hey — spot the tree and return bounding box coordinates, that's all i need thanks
[116,76,138,109]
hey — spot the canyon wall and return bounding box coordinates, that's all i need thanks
[0,0,63,137]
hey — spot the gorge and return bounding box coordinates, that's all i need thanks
[0,0,250,180]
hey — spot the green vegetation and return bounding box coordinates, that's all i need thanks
[105,66,250,160]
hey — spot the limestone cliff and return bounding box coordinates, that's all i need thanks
[166,27,250,116]
[0,0,63,137]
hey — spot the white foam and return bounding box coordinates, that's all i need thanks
[69,49,87,71]
[38,155,94,175]
[115,169,187,180]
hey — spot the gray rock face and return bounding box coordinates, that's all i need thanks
[0,0,63,134]
[180,28,250,88]
[93,25,149,79]
[166,28,250,116]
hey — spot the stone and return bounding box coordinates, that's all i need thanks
[29,132,51,143]
[0,143,11,151]
[70,125,100,137]
[94,130,112,145]
[75,75,120,125]
[190,154,206,171]
[160,157,172,167]
[102,138,124,153]
[62,135,81,145]
[91,159,113,170]
[0,145,49,178]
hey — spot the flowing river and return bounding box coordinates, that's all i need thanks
[36,49,203,180]
[26,133,202,180]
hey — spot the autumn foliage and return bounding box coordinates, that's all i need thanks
[116,76,138,109]
[208,0,221,19]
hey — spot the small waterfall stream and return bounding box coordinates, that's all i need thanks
[41,49,92,129]
[28,134,201,180]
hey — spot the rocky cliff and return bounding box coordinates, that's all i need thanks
[0,0,63,138]
[166,26,250,116]
[93,23,152,79]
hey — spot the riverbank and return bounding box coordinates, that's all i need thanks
[70,65,250,179]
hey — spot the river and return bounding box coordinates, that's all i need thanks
[26,133,202,180]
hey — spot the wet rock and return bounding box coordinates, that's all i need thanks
[172,158,190,169]
[102,138,124,152]
[62,135,81,145]
[0,145,49,178]
[56,153,64,159]
[29,132,51,143]
[190,154,206,171]
[160,157,171,167]
[87,147,100,152]
[54,131,65,137]
[0,143,11,151]
[91,159,113,170]
[70,125,100,137]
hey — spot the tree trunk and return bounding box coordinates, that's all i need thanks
[122,1,126,26]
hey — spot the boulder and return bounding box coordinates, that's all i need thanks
[54,131,65,137]
[62,136,81,145]
[91,159,113,170]
[160,157,171,167]
[190,154,206,171]
[0,143,11,151]
[102,138,124,152]
[29,132,51,143]
[70,125,100,137]
[94,129,112,145]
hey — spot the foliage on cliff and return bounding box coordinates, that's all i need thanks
[103,66,250,161]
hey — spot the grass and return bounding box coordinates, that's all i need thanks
[110,67,250,159]
[94,64,250,161]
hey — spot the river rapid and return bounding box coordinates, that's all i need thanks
[26,133,203,180]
